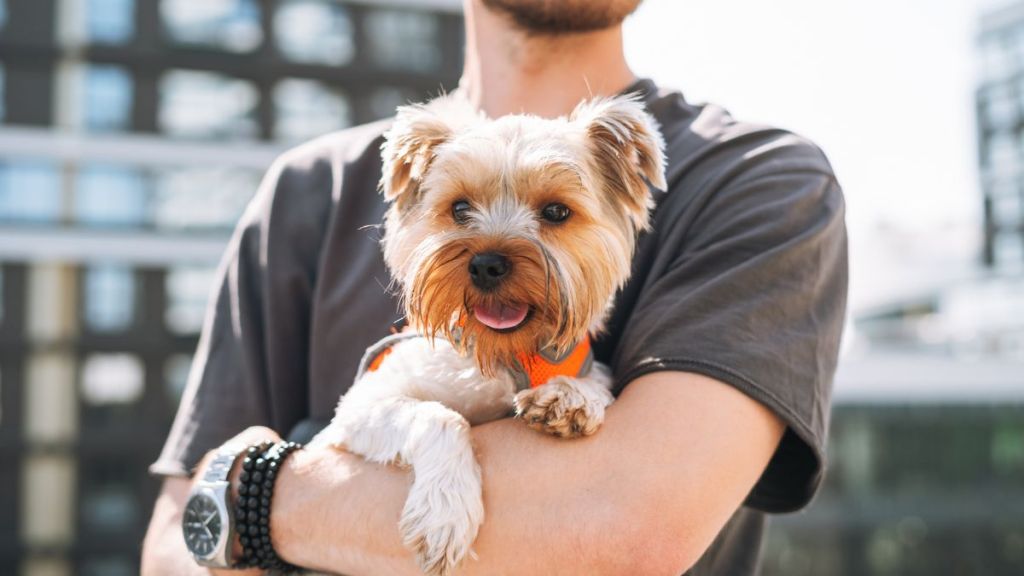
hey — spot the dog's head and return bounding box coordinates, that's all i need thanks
[379,93,666,374]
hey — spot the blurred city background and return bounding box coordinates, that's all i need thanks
[0,0,1021,575]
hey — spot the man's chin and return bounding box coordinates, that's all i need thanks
[480,0,644,35]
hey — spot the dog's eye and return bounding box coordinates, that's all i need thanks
[452,200,472,224]
[540,203,571,223]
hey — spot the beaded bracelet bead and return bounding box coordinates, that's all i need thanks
[233,441,274,568]
[234,440,303,572]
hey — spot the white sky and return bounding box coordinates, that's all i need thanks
[623,0,993,312]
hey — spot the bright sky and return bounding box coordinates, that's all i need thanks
[623,0,991,311]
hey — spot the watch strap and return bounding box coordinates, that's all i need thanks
[202,443,246,483]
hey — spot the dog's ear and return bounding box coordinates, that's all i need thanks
[571,94,667,230]
[380,94,481,210]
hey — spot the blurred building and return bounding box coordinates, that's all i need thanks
[979,1,1024,272]
[0,0,461,574]
[757,4,1024,575]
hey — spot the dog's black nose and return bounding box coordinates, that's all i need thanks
[469,252,510,290]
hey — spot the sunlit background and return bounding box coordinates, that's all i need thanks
[0,0,1021,575]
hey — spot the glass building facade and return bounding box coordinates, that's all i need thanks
[0,0,462,574]
[978,2,1024,271]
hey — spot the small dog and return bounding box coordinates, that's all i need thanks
[313,92,666,575]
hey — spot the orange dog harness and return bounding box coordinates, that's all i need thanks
[357,332,594,391]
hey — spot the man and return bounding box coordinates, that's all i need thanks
[142,0,847,574]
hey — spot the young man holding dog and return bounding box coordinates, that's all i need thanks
[142,0,847,574]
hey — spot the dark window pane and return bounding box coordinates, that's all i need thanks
[0,162,61,224]
[273,78,350,143]
[994,231,1023,267]
[81,556,134,576]
[81,485,137,532]
[158,69,259,140]
[86,0,135,44]
[365,9,441,72]
[161,0,263,53]
[274,0,354,65]
[164,354,192,405]
[0,63,5,121]
[83,265,136,333]
[368,86,416,121]
[165,266,216,335]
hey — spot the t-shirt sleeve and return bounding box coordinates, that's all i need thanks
[611,145,848,513]
[149,148,334,478]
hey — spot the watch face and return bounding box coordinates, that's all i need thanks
[183,492,224,558]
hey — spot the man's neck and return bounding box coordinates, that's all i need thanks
[459,0,637,119]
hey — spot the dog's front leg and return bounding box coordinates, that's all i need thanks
[513,363,615,438]
[314,394,483,576]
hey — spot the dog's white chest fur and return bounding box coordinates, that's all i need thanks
[354,337,518,425]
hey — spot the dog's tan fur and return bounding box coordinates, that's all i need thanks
[313,92,666,576]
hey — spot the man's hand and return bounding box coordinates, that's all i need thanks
[141,426,281,576]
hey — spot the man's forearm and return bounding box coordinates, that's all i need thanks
[271,418,626,575]
[269,372,786,576]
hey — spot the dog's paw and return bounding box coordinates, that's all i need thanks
[399,456,483,576]
[514,376,611,438]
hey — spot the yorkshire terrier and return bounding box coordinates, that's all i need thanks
[313,92,666,575]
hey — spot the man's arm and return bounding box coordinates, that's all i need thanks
[144,371,783,575]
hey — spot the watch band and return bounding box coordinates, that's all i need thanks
[203,444,245,483]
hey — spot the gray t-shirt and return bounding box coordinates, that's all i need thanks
[151,78,847,574]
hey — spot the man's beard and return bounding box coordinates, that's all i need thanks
[480,0,644,34]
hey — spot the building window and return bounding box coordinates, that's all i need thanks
[152,167,256,230]
[992,189,1022,228]
[364,9,441,72]
[986,132,1018,174]
[83,265,136,333]
[81,556,134,576]
[0,162,62,224]
[80,65,134,132]
[86,0,136,44]
[274,0,354,66]
[165,266,217,335]
[81,484,137,533]
[80,354,145,406]
[164,354,192,405]
[368,86,416,121]
[75,165,148,227]
[993,231,1024,269]
[158,69,259,140]
[160,0,263,53]
[980,34,1014,82]
[22,454,76,546]
[0,63,5,122]
[984,84,1018,130]
[273,78,350,143]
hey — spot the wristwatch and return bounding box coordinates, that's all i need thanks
[182,443,246,568]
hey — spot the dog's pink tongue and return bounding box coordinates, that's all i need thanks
[473,302,529,330]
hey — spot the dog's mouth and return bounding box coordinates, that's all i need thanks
[472,301,531,332]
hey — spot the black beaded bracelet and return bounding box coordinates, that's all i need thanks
[232,441,273,569]
[234,440,303,572]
